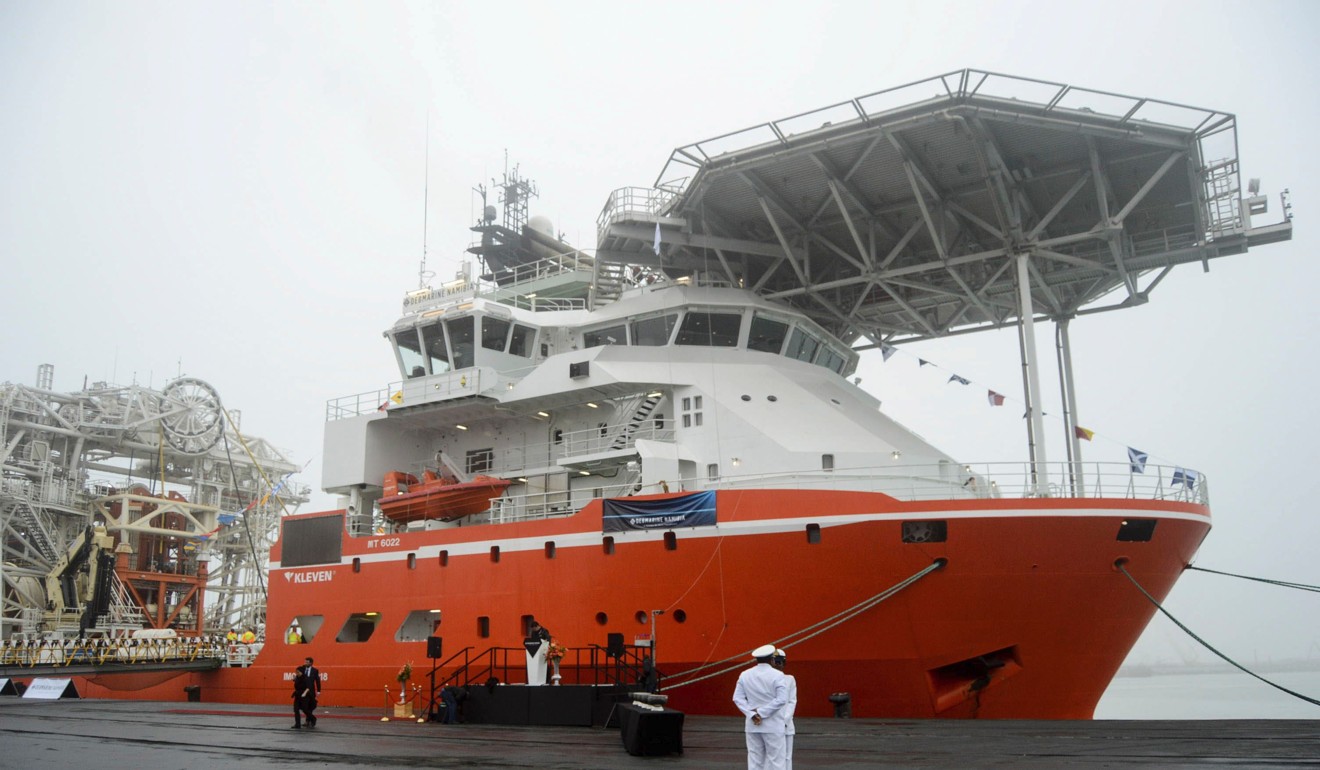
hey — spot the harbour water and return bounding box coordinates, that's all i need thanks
[1096,668,1320,719]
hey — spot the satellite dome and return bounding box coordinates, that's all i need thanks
[527,215,554,236]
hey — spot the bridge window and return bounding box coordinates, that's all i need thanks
[396,329,426,378]
[584,324,626,348]
[482,316,511,352]
[630,313,677,346]
[395,610,441,642]
[817,346,847,374]
[676,311,741,347]
[446,316,475,370]
[509,324,535,358]
[421,323,451,374]
[748,314,790,354]
[335,612,380,643]
[786,328,821,363]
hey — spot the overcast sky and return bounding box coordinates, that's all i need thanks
[2,1,1317,678]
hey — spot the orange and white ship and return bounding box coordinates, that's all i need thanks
[38,70,1296,719]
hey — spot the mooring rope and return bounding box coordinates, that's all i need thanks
[1117,562,1320,707]
[662,558,945,691]
[1187,565,1320,593]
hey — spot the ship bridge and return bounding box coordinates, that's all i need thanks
[596,68,1294,489]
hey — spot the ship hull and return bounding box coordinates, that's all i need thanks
[75,489,1209,719]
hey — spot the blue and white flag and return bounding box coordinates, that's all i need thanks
[653,221,662,256]
[1128,447,1148,474]
[881,344,897,362]
[947,374,970,385]
[1171,468,1198,490]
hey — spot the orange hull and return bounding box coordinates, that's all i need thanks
[76,489,1209,719]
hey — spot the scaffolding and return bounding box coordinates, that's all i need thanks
[0,368,309,639]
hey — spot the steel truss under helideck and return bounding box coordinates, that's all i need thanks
[596,68,1294,493]
[0,366,309,640]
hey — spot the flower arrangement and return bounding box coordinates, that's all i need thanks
[396,661,413,683]
[546,640,567,661]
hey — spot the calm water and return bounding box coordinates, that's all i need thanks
[1095,669,1320,719]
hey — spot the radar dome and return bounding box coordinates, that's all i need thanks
[483,205,497,223]
[527,215,555,236]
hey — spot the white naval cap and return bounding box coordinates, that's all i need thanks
[775,649,787,658]
[752,644,777,659]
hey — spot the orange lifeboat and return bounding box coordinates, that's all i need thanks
[379,470,511,523]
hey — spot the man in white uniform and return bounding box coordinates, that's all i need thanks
[733,643,789,770]
[773,649,797,770]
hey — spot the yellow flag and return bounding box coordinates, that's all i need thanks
[390,391,404,405]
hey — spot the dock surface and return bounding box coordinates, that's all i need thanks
[1,698,1317,768]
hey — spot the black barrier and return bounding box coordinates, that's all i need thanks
[618,703,683,756]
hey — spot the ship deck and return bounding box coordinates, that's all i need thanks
[1,698,1316,768]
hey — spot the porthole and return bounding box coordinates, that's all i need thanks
[407,553,416,569]
[439,550,449,567]
[603,536,615,555]
[767,395,778,402]
[545,541,557,558]
[635,610,648,625]
[806,523,821,544]
[595,612,608,626]
[490,546,501,563]
[664,531,677,550]
[741,394,751,401]
[352,557,361,573]
[673,609,687,623]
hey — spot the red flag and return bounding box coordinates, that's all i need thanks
[987,390,1005,406]
[1074,425,1095,441]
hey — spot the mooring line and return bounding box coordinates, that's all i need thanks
[1118,562,1320,707]
[1187,564,1320,593]
[662,559,945,691]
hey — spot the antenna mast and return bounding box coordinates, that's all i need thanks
[418,111,435,289]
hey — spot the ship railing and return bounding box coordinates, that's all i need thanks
[556,423,676,459]
[426,644,654,693]
[706,461,1208,504]
[489,479,644,524]
[597,186,679,233]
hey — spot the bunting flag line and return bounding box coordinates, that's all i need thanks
[881,344,897,362]
[1128,447,1148,474]
[948,374,970,385]
[919,358,931,367]
[1074,426,1095,441]
[987,390,1005,406]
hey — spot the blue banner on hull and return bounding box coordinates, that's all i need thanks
[603,491,717,532]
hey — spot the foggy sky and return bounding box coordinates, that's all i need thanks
[2,0,1317,676]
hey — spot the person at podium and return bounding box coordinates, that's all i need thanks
[524,618,552,684]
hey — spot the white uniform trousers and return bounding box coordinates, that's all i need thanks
[746,730,786,770]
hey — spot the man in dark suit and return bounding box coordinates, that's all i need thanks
[292,656,322,728]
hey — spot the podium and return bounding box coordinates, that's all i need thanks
[524,638,547,685]
[618,703,684,756]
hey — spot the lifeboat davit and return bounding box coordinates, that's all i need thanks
[378,470,511,523]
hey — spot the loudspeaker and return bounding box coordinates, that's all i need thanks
[427,636,443,659]
[606,632,624,658]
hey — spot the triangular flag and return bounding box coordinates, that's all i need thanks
[947,374,970,385]
[987,390,1005,406]
[1128,447,1148,474]
[919,358,931,367]
[652,221,662,256]
[390,390,404,405]
[881,344,897,362]
[1074,426,1095,441]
